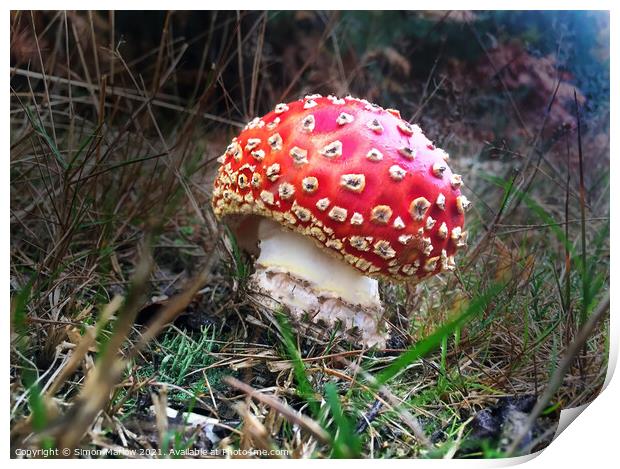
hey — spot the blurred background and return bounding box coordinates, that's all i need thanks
[10,11,609,459]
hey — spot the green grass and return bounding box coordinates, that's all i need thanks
[116,326,223,415]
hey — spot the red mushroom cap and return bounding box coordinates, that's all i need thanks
[212,95,469,282]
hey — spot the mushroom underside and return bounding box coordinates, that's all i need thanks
[236,217,388,347]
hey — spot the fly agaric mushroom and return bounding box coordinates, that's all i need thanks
[212,95,469,346]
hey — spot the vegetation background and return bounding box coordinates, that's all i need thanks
[10,10,610,459]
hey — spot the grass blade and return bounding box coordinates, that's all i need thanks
[377,283,504,385]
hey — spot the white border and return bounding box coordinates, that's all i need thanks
[3,1,616,11]
[4,4,617,466]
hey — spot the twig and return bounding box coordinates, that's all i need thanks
[467,20,530,138]
[339,358,433,449]
[235,11,247,117]
[151,12,171,96]
[223,376,331,445]
[87,11,101,88]
[30,11,57,145]
[355,399,382,434]
[505,292,609,456]
[70,15,100,114]
[575,90,588,326]
[278,13,337,101]
[564,137,573,346]
[248,13,267,117]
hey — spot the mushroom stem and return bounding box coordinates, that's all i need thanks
[250,219,387,347]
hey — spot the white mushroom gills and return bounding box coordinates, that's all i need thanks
[251,219,386,346]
